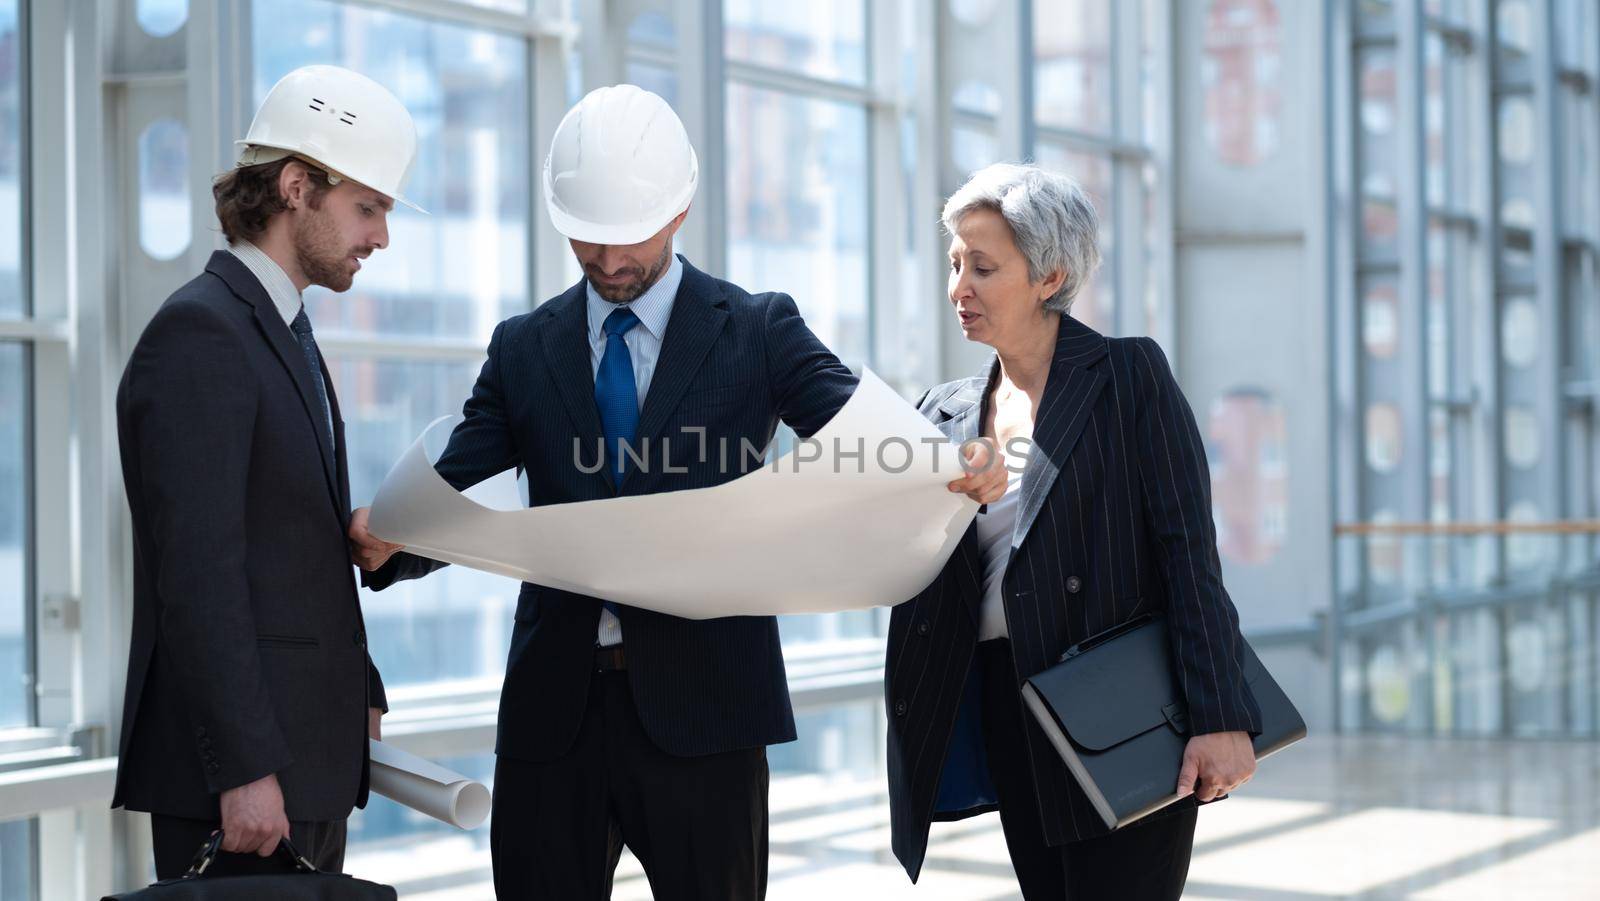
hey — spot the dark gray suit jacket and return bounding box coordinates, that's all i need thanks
[367,257,858,762]
[113,251,385,822]
[884,316,1262,880]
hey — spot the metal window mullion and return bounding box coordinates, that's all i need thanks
[626,43,675,69]
[1531,0,1568,541]
[1034,123,1151,160]
[1144,0,1176,356]
[315,339,491,364]
[577,0,625,97]
[722,60,879,108]
[1398,0,1435,547]
[916,0,962,383]
[531,12,571,303]
[1396,0,1429,511]
[1110,0,1141,339]
[1329,0,1363,734]
[1463,0,1504,568]
[935,0,1013,377]
[0,320,65,342]
[337,0,575,38]
[668,0,724,275]
[866,0,902,384]
[1020,0,1037,160]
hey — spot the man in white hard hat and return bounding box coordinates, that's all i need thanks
[112,64,420,879]
[347,84,858,899]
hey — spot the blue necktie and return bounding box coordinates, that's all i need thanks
[595,307,640,624]
[290,306,335,460]
[595,307,642,488]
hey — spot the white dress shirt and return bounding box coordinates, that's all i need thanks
[226,240,303,327]
[584,253,684,646]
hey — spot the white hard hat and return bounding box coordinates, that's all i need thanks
[543,84,698,245]
[236,65,425,213]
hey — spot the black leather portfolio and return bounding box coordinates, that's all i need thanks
[1021,615,1306,830]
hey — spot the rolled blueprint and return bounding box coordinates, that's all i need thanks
[368,739,492,829]
[367,369,981,620]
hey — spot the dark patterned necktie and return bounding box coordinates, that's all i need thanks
[289,306,335,459]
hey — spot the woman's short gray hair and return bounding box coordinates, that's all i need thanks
[940,162,1102,314]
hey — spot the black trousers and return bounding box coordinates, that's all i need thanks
[490,667,770,900]
[979,639,1198,900]
[150,813,347,880]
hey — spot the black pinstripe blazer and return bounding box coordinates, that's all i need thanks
[366,256,857,761]
[884,315,1262,880]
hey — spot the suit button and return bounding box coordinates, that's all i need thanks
[195,726,207,738]
[917,620,931,636]
[199,738,212,749]
[206,762,221,775]
[1066,576,1082,594]
[894,699,908,717]
[354,630,367,648]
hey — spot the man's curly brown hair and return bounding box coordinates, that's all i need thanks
[212,157,334,244]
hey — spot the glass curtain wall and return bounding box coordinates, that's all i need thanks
[1336,0,1600,738]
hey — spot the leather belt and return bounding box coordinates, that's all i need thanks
[594,645,627,673]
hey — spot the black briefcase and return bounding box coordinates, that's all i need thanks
[102,831,397,901]
[1021,614,1306,830]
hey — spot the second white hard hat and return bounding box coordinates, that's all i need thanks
[236,64,425,213]
[543,84,699,246]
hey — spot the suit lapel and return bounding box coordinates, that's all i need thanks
[325,355,352,528]
[538,283,611,488]
[1013,317,1108,548]
[935,375,988,626]
[205,252,343,515]
[635,260,731,447]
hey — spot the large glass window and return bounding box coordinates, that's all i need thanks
[1032,0,1164,342]
[1033,0,1112,135]
[724,0,866,84]
[725,84,870,366]
[724,2,875,656]
[0,344,26,729]
[0,0,21,319]
[0,0,28,734]
[253,0,530,691]
[255,0,531,345]
[0,818,34,900]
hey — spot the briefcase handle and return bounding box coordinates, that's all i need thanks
[1058,613,1158,662]
[182,829,319,878]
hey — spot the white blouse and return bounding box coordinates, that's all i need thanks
[974,442,1028,641]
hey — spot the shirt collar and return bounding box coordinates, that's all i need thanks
[226,240,303,328]
[586,253,683,344]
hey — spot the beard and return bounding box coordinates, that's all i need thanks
[294,205,362,293]
[586,242,674,303]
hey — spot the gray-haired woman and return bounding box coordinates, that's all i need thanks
[884,163,1261,899]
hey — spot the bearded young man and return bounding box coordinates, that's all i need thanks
[111,65,421,878]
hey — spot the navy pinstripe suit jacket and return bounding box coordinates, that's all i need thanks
[884,315,1262,880]
[366,257,857,761]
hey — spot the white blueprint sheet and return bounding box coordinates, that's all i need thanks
[368,739,491,829]
[367,370,979,619]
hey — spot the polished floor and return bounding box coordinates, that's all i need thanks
[348,735,1600,900]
